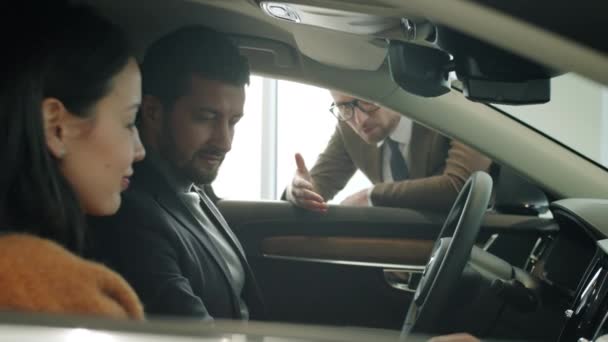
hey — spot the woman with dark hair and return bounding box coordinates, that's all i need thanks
[0,2,145,319]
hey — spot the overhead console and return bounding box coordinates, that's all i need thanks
[253,1,560,105]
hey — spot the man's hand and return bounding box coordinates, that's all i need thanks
[286,153,328,212]
[340,188,372,207]
[428,333,481,342]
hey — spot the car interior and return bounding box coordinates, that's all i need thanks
[4,0,608,341]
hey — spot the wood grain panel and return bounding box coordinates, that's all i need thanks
[261,236,434,265]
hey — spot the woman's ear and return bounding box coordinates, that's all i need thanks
[41,98,69,159]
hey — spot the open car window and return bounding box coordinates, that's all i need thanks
[213,77,371,201]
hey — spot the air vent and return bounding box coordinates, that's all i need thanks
[524,236,553,273]
[560,241,608,341]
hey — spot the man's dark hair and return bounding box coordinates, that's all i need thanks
[141,26,250,111]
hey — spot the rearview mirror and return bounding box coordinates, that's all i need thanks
[436,26,560,105]
[388,26,561,104]
[387,41,452,98]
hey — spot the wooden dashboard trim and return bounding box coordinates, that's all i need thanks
[260,236,434,266]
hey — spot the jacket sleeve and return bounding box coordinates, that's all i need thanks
[0,233,143,320]
[308,125,358,201]
[371,140,492,212]
[88,192,213,321]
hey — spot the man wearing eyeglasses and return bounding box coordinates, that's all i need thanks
[284,91,491,212]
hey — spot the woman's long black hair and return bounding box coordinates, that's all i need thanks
[0,2,132,252]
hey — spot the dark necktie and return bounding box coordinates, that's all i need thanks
[386,138,409,181]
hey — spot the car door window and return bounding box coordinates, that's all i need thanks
[213,76,371,201]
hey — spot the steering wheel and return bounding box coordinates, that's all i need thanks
[402,171,493,336]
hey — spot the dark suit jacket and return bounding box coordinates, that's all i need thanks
[87,158,264,321]
[309,121,492,211]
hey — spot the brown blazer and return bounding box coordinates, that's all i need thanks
[309,121,492,212]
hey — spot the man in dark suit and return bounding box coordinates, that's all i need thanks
[88,26,263,321]
[285,91,491,213]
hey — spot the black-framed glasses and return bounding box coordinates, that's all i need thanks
[329,99,380,121]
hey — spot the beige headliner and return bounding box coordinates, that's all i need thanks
[90,0,608,200]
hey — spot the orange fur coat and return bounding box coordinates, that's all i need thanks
[0,234,143,319]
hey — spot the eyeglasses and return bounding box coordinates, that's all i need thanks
[329,99,380,121]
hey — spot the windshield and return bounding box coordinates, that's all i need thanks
[495,73,608,169]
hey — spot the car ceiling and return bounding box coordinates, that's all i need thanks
[91,0,608,86]
[90,0,390,71]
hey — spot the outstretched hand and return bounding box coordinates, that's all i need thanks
[286,153,328,212]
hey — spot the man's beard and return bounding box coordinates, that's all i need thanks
[180,150,224,185]
[159,129,225,185]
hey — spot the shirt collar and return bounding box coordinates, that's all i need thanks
[377,115,413,147]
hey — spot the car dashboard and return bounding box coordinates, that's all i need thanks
[546,199,608,342]
[483,199,608,341]
[449,199,608,341]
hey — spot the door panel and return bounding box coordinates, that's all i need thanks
[218,200,557,329]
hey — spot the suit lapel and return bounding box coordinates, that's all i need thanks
[196,187,266,319]
[196,189,245,257]
[408,123,435,179]
[155,192,242,304]
[355,138,383,183]
[369,144,383,183]
[137,160,242,317]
